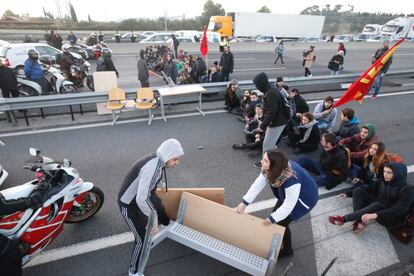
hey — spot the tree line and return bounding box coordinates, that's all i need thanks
[2,2,413,34]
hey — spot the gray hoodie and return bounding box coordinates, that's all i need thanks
[118,139,184,224]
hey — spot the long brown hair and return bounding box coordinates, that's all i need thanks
[265,150,289,184]
[363,141,386,174]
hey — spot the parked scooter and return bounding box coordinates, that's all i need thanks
[0,140,7,187]
[0,147,104,266]
[16,56,78,97]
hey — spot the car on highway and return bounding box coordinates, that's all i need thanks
[297,37,325,43]
[0,39,10,47]
[366,36,392,42]
[353,34,376,42]
[139,32,173,44]
[0,43,85,70]
[166,36,196,43]
[111,32,147,43]
[333,34,355,42]
[256,35,277,43]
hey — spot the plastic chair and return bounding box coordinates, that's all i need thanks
[106,88,126,126]
[136,88,157,125]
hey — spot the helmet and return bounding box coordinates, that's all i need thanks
[91,32,97,37]
[28,49,39,59]
[101,48,112,58]
[62,44,71,53]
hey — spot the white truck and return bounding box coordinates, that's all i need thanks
[209,12,325,39]
[381,17,414,40]
[361,24,383,35]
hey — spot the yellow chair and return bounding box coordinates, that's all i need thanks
[136,88,157,125]
[106,88,126,126]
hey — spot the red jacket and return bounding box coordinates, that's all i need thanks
[339,133,378,160]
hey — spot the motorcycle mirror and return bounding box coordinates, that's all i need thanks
[63,159,71,167]
[29,148,41,157]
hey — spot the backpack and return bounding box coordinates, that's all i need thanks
[386,153,404,164]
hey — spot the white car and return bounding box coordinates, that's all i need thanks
[333,34,355,42]
[366,36,392,43]
[0,43,84,69]
[166,36,196,43]
[256,35,278,43]
[139,33,173,44]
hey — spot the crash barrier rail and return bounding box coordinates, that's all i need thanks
[137,192,283,276]
[1,69,414,125]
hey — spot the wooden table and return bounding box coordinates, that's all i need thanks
[157,84,207,122]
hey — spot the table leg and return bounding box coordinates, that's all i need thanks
[160,95,167,122]
[197,92,205,116]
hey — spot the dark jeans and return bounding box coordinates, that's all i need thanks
[274,53,284,64]
[242,133,262,150]
[140,79,150,88]
[297,156,337,187]
[272,200,293,251]
[221,71,230,82]
[1,88,19,98]
[305,67,312,77]
[32,78,48,94]
[344,187,386,222]
[0,234,22,276]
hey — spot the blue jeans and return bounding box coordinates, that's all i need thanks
[330,70,339,75]
[317,121,329,133]
[297,156,336,187]
[221,71,230,82]
[349,164,361,180]
[371,75,382,97]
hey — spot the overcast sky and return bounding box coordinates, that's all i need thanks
[1,0,412,22]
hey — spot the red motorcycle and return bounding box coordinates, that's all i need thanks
[0,147,104,265]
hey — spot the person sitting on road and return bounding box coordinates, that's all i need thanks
[24,49,48,93]
[97,48,119,78]
[313,96,337,133]
[286,88,309,137]
[334,108,360,140]
[328,50,344,75]
[297,133,349,190]
[339,124,378,167]
[329,162,414,234]
[287,112,320,154]
[236,149,318,258]
[224,79,242,115]
[233,104,265,155]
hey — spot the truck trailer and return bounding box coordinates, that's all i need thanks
[208,12,325,39]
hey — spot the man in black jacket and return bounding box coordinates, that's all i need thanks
[370,42,393,98]
[253,72,288,168]
[137,50,149,87]
[220,46,234,82]
[298,133,349,190]
[118,139,184,276]
[329,162,414,234]
[0,59,19,98]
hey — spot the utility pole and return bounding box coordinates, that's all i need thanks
[164,11,168,31]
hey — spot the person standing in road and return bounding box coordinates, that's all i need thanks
[51,30,63,50]
[220,45,234,82]
[328,50,344,75]
[274,40,285,65]
[303,45,315,77]
[137,50,150,87]
[164,53,178,84]
[67,31,77,46]
[370,42,393,99]
[236,149,318,258]
[170,34,180,59]
[219,36,229,52]
[252,72,288,168]
[0,58,19,98]
[118,139,184,276]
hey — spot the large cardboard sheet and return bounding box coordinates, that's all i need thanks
[180,192,284,259]
[93,71,118,115]
[156,188,224,220]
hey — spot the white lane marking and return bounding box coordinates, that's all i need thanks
[24,232,134,268]
[0,110,226,138]
[311,196,399,275]
[234,67,286,72]
[2,89,414,138]
[24,165,414,268]
[234,58,256,61]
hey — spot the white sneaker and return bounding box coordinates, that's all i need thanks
[308,74,313,77]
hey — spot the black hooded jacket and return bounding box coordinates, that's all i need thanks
[253,72,287,129]
[368,162,414,221]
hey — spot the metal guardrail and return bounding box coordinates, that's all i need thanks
[1,70,413,113]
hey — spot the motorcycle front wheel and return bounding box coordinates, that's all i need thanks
[62,84,79,93]
[18,84,40,97]
[66,186,104,223]
[86,75,95,91]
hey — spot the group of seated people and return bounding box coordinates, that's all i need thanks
[227,77,413,236]
[143,45,224,85]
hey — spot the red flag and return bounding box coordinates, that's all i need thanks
[334,38,405,108]
[200,26,208,57]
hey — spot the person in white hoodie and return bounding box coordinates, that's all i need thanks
[118,139,184,276]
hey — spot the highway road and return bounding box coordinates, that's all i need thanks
[1,89,414,275]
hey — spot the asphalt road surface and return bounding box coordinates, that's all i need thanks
[1,88,414,275]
